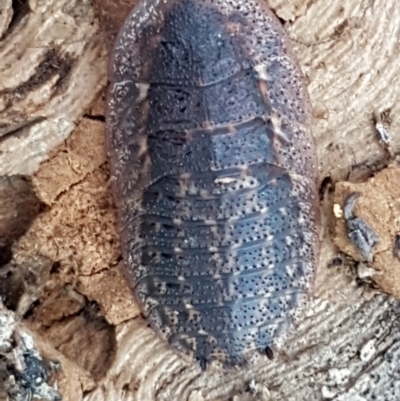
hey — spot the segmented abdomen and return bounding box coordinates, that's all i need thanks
[107,0,320,367]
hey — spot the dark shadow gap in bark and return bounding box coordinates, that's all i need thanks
[4,0,31,37]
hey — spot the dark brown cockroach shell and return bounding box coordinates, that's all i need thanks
[106,0,321,369]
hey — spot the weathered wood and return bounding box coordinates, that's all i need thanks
[0,0,107,175]
[1,0,400,400]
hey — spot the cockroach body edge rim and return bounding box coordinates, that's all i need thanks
[106,0,321,369]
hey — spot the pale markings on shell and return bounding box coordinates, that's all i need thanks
[107,0,321,369]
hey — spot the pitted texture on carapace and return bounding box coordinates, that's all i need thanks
[107,0,320,367]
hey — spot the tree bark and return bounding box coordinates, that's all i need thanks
[1,0,400,400]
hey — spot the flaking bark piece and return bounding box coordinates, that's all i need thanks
[344,192,380,262]
[0,301,61,401]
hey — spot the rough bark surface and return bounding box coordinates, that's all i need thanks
[1,0,400,401]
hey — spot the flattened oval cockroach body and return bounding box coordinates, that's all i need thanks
[106,0,321,369]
